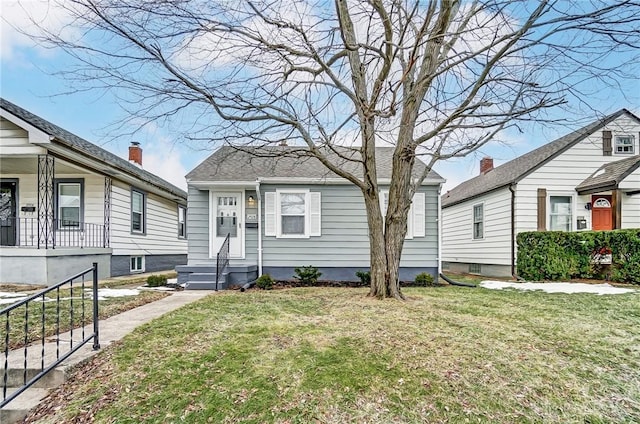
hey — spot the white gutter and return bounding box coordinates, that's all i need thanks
[189,177,445,187]
[256,179,263,276]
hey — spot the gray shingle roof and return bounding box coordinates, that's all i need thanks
[187,146,444,183]
[0,98,186,200]
[576,155,640,194]
[442,109,640,208]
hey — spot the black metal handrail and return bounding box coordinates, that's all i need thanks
[0,217,109,249]
[215,233,230,291]
[1,263,100,408]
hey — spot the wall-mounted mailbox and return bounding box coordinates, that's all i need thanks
[576,218,587,230]
[21,206,36,213]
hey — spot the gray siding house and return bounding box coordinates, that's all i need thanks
[0,98,188,285]
[179,146,444,288]
[441,108,640,277]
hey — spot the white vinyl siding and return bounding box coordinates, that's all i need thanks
[516,114,640,232]
[442,187,512,266]
[110,180,187,256]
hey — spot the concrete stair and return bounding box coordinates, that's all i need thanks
[184,272,228,290]
[1,367,70,423]
[1,386,50,424]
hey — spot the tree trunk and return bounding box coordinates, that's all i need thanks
[363,192,390,298]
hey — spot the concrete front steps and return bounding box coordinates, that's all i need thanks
[1,367,68,423]
[176,265,257,290]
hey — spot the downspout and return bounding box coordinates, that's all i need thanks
[255,179,263,276]
[437,185,442,278]
[509,183,518,279]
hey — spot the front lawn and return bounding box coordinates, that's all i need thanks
[26,286,640,423]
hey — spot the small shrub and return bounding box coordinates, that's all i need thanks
[146,275,167,287]
[255,274,274,290]
[355,270,371,286]
[294,266,322,285]
[414,272,435,287]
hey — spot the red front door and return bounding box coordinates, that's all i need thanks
[592,195,613,230]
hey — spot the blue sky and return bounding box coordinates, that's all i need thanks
[2,1,639,192]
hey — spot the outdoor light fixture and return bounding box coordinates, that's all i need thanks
[247,195,256,207]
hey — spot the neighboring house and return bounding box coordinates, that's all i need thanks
[178,146,445,289]
[441,108,640,277]
[0,98,187,285]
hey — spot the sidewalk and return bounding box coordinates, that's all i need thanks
[1,289,212,423]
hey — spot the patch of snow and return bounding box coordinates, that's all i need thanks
[480,281,636,295]
[0,291,29,298]
[137,286,176,291]
[84,288,140,300]
[0,296,27,305]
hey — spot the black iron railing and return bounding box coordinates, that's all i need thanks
[0,217,109,249]
[215,233,230,291]
[1,263,100,408]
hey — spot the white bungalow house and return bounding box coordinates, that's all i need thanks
[0,98,188,285]
[178,146,445,289]
[441,108,640,277]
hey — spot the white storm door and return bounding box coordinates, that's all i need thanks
[213,193,243,258]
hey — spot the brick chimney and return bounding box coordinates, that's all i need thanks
[480,157,493,174]
[129,141,142,166]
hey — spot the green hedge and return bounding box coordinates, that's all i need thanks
[517,229,640,284]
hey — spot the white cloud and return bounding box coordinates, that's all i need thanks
[0,0,74,63]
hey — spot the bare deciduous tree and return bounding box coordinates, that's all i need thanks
[21,0,640,298]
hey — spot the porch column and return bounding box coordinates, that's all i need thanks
[37,154,55,249]
[103,177,112,247]
[612,189,622,229]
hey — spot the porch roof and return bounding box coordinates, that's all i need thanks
[0,98,186,201]
[576,155,640,195]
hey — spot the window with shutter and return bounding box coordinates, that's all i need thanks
[269,189,321,238]
[380,190,425,238]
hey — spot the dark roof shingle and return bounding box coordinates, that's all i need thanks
[576,155,640,193]
[442,109,640,207]
[187,146,444,183]
[0,98,186,200]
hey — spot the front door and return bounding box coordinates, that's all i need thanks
[592,195,613,230]
[0,181,17,246]
[213,193,242,258]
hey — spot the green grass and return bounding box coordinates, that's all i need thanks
[27,287,640,423]
[4,287,168,350]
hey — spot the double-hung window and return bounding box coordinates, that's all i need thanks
[131,189,146,234]
[615,135,635,154]
[264,190,321,238]
[56,179,83,228]
[178,205,187,238]
[473,204,483,239]
[549,196,572,231]
[280,192,306,236]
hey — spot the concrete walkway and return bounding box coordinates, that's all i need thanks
[1,289,212,423]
